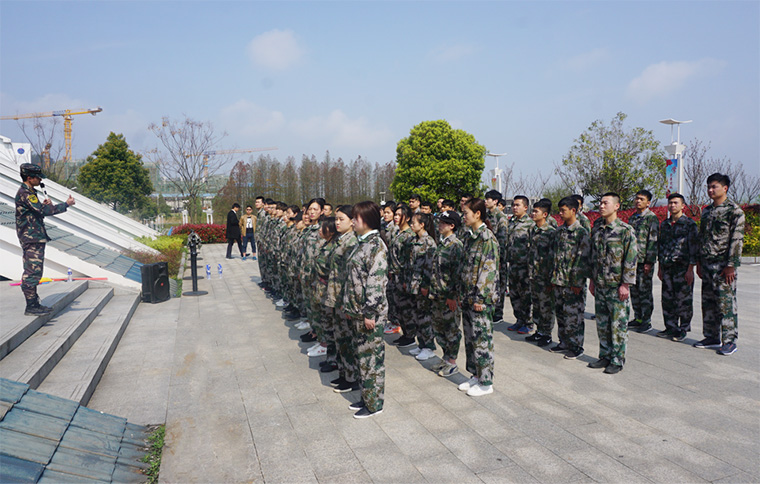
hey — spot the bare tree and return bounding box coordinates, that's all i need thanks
[16,117,73,184]
[147,116,230,222]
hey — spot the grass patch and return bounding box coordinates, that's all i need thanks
[141,425,165,484]
[172,277,183,297]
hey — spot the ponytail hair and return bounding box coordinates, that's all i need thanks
[412,212,435,237]
[321,216,339,243]
[395,203,413,226]
[466,198,492,231]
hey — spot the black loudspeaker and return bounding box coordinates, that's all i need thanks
[141,262,170,303]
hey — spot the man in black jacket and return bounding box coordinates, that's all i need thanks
[226,203,244,259]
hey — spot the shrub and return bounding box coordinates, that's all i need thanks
[170,224,226,243]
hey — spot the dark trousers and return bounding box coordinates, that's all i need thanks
[242,230,256,254]
[226,238,243,258]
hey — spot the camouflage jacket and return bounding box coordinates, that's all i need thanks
[489,209,509,274]
[458,223,500,307]
[389,226,414,279]
[658,215,698,267]
[257,212,271,254]
[342,230,388,322]
[551,220,590,288]
[15,183,68,245]
[325,231,358,308]
[300,223,324,285]
[699,199,745,267]
[628,208,659,265]
[590,217,637,287]
[578,212,592,233]
[406,231,436,295]
[430,233,463,301]
[314,237,336,303]
[507,214,534,266]
[528,222,557,282]
[286,225,304,279]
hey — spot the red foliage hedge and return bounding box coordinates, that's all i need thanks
[171,224,227,243]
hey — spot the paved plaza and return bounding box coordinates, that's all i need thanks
[88,243,760,483]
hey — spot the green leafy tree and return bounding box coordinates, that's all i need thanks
[78,132,153,212]
[391,120,486,203]
[560,112,666,209]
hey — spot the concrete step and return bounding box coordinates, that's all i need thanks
[0,287,114,389]
[38,292,141,406]
[0,281,89,360]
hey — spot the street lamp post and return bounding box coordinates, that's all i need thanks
[659,118,692,195]
[486,152,507,195]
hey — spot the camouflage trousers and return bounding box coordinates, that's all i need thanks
[335,310,358,382]
[554,285,586,353]
[431,299,462,360]
[21,243,45,304]
[352,318,385,413]
[396,291,416,338]
[387,278,400,326]
[508,264,531,325]
[461,305,494,386]
[320,306,338,362]
[530,276,555,335]
[661,263,694,332]
[630,263,654,324]
[700,262,738,344]
[494,267,508,321]
[594,286,629,367]
[414,294,436,350]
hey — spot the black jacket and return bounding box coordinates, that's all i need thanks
[226,210,241,240]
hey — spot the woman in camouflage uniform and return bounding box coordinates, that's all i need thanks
[388,204,416,346]
[342,201,389,418]
[457,198,500,397]
[311,217,339,359]
[406,212,438,361]
[298,199,326,345]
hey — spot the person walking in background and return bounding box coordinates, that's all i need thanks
[225,203,244,259]
[15,163,75,315]
[628,190,659,333]
[239,204,257,260]
[657,193,698,342]
[588,193,637,375]
[695,173,745,356]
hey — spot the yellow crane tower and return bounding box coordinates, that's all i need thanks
[0,107,103,166]
[185,147,278,182]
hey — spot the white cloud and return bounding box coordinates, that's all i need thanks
[219,99,286,137]
[627,58,726,103]
[246,29,304,71]
[559,47,609,72]
[290,110,393,150]
[429,43,477,63]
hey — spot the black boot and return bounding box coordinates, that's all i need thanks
[25,298,51,316]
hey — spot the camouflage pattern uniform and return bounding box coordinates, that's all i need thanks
[430,233,463,360]
[389,227,415,335]
[315,237,338,358]
[591,218,637,367]
[408,231,437,350]
[342,230,388,413]
[301,223,324,331]
[256,210,270,284]
[286,224,305,311]
[15,182,69,306]
[628,208,659,325]
[507,214,535,326]
[547,216,559,228]
[488,209,509,322]
[528,222,557,336]
[578,212,592,233]
[458,223,500,386]
[325,231,359,380]
[658,214,698,333]
[699,199,745,344]
[552,221,591,353]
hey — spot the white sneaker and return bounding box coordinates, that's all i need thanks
[458,376,479,392]
[467,383,494,397]
[307,342,321,352]
[275,299,285,307]
[415,348,436,361]
[295,322,311,330]
[308,345,327,357]
[408,347,421,356]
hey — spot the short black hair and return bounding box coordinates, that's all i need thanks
[265,198,275,205]
[571,194,584,205]
[460,193,473,200]
[276,201,288,211]
[513,195,529,207]
[420,201,432,209]
[707,172,731,188]
[497,198,507,207]
[533,199,552,213]
[441,199,456,210]
[667,192,686,204]
[485,189,502,201]
[383,201,397,212]
[324,202,333,209]
[636,189,653,201]
[255,196,264,201]
[246,205,253,209]
[601,192,621,205]
[232,203,241,209]
[558,196,579,210]
[409,193,421,202]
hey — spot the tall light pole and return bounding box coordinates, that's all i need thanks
[486,152,507,195]
[659,118,692,195]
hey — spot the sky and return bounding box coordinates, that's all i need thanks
[1,1,758,185]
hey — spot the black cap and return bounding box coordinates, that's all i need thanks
[438,210,461,229]
[20,163,44,179]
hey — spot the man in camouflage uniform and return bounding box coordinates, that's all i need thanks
[506,196,535,333]
[657,193,698,342]
[628,190,659,333]
[15,163,75,315]
[694,173,745,356]
[589,192,637,374]
[525,199,557,347]
[572,195,592,233]
[551,196,591,359]
[485,190,509,323]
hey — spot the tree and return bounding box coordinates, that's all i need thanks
[78,132,153,212]
[147,116,230,222]
[560,112,666,208]
[391,120,486,204]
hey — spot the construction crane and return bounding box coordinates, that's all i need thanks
[184,147,278,182]
[0,107,103,165]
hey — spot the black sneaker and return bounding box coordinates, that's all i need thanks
[693,337,721,349]
[300,332,317,343]
[353,407,383,419]
[396,336,417,348]
[525,333,542,342]
[717,342,737,356]
[537,335,553,347]
[635,322,652,333]
[333,380,356,393]
[587,358,610,369]
[564,348,584,360]
[549,344,566,353]
[24,305,52,316]
[603,364,623,374]
[656,329,675,338]
[348,400,365,411]
[672,330,687,342]
[330,376,346,386]
[320,362,338,373]
[628,319,642,328]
